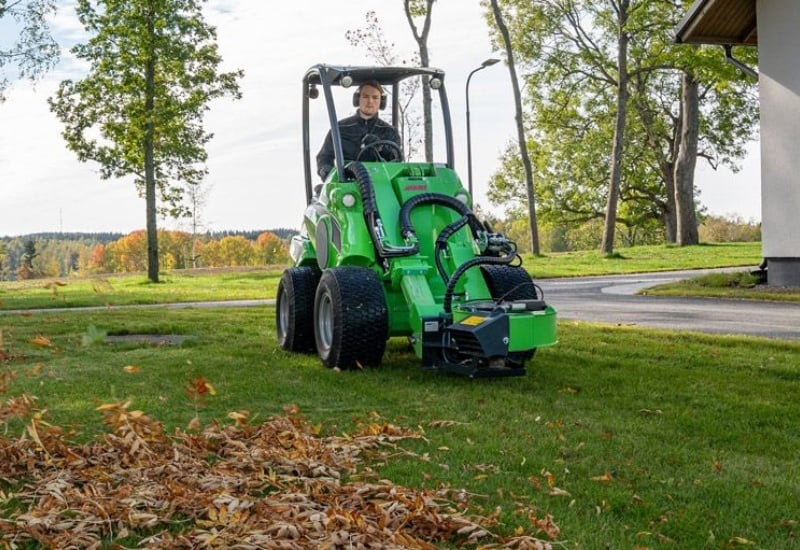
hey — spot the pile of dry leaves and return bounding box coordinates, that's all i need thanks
[0,395,559,549]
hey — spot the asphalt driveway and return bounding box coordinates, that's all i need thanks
[537,269,800,340]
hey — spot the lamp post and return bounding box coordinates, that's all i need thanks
[465,57,500,196]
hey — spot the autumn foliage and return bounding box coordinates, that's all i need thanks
[0,349,560,549]
[84,230,290,274]
[2,230,290,280]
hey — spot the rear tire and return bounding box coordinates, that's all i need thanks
[314,267,388,369]
[276,266,320,352]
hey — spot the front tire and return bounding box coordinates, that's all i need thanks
[480,264,538,301]
[480,264,538,364]
[276,266,320,352]
[314,267,388,369]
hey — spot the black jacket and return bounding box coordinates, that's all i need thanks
[316,111,402,179]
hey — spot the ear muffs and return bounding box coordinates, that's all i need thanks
[353,91,387,110]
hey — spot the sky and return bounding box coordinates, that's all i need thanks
[0,1,762,237]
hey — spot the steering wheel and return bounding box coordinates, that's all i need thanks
[356,139,403,162]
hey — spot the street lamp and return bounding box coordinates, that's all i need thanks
[465,57,500,196]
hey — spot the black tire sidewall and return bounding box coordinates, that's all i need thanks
[276,267,319,352]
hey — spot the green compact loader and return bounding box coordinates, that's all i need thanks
[277,64,556,377]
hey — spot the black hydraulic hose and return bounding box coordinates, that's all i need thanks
[442,253,517,315]
[434,215,472,284]
[346,161,419,259]
[397,192,522,311]
[399,193,484,240]
[346,162,378,216]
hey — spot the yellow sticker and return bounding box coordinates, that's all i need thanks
[460,315,486,326]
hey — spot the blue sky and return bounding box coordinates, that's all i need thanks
[0,1,761,236]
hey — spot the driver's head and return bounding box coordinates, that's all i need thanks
[356,81,383,118]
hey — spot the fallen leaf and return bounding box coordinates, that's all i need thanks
[227,411,250,426]
[30,335,52,347]
[728,536,756,546]
[26,363,45,376]
[428,420,468,428]
[591,471,614,483]
[639,408,663,415]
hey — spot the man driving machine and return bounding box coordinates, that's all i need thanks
[316,80,403,180]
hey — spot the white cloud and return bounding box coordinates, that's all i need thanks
[0,1,761,237]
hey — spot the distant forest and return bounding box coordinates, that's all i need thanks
[0,229,298,281]
[0,229,299,241]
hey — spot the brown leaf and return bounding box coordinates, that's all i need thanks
[26,363,45,376]
[591,471,614,483]
[30,335,52,347]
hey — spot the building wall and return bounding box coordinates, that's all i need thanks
[758,0,800,280]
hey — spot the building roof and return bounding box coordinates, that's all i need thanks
[675,0,757,46]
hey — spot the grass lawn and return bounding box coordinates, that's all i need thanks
[524,241,764,277]
[641,269,800,302]
[2,301,798,547]
[0,266,285,310]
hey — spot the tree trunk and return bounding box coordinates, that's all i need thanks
[404,0,434,161]
[674,71,700,246]
[489,0,539,254]
[420,47,433,162]
[633,75,677,243]
[601,1,630,255]
[661,163,677,242]
[652,148,677,242]
[144,15,159,283]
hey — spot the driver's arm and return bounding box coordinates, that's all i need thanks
[316,131,334,179]
[388,127,404,161]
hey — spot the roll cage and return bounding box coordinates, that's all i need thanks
[301,64,455,204]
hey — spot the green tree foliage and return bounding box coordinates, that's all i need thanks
[699,215,760,243]
[484,0,758,251]
[0,0,58,99]
[0,241,7,281]
[48,0,243,283]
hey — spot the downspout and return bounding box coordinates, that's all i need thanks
[723,45,758,80]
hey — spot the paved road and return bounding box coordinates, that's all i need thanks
[537,269,800,340]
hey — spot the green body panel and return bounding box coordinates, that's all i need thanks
[451,304,558,351]
[292,160,558,361]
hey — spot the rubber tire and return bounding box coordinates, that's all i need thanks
[314,267,388,369]
[480,264,539,301]
[276,266,320,352]
[480,264,538,363]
